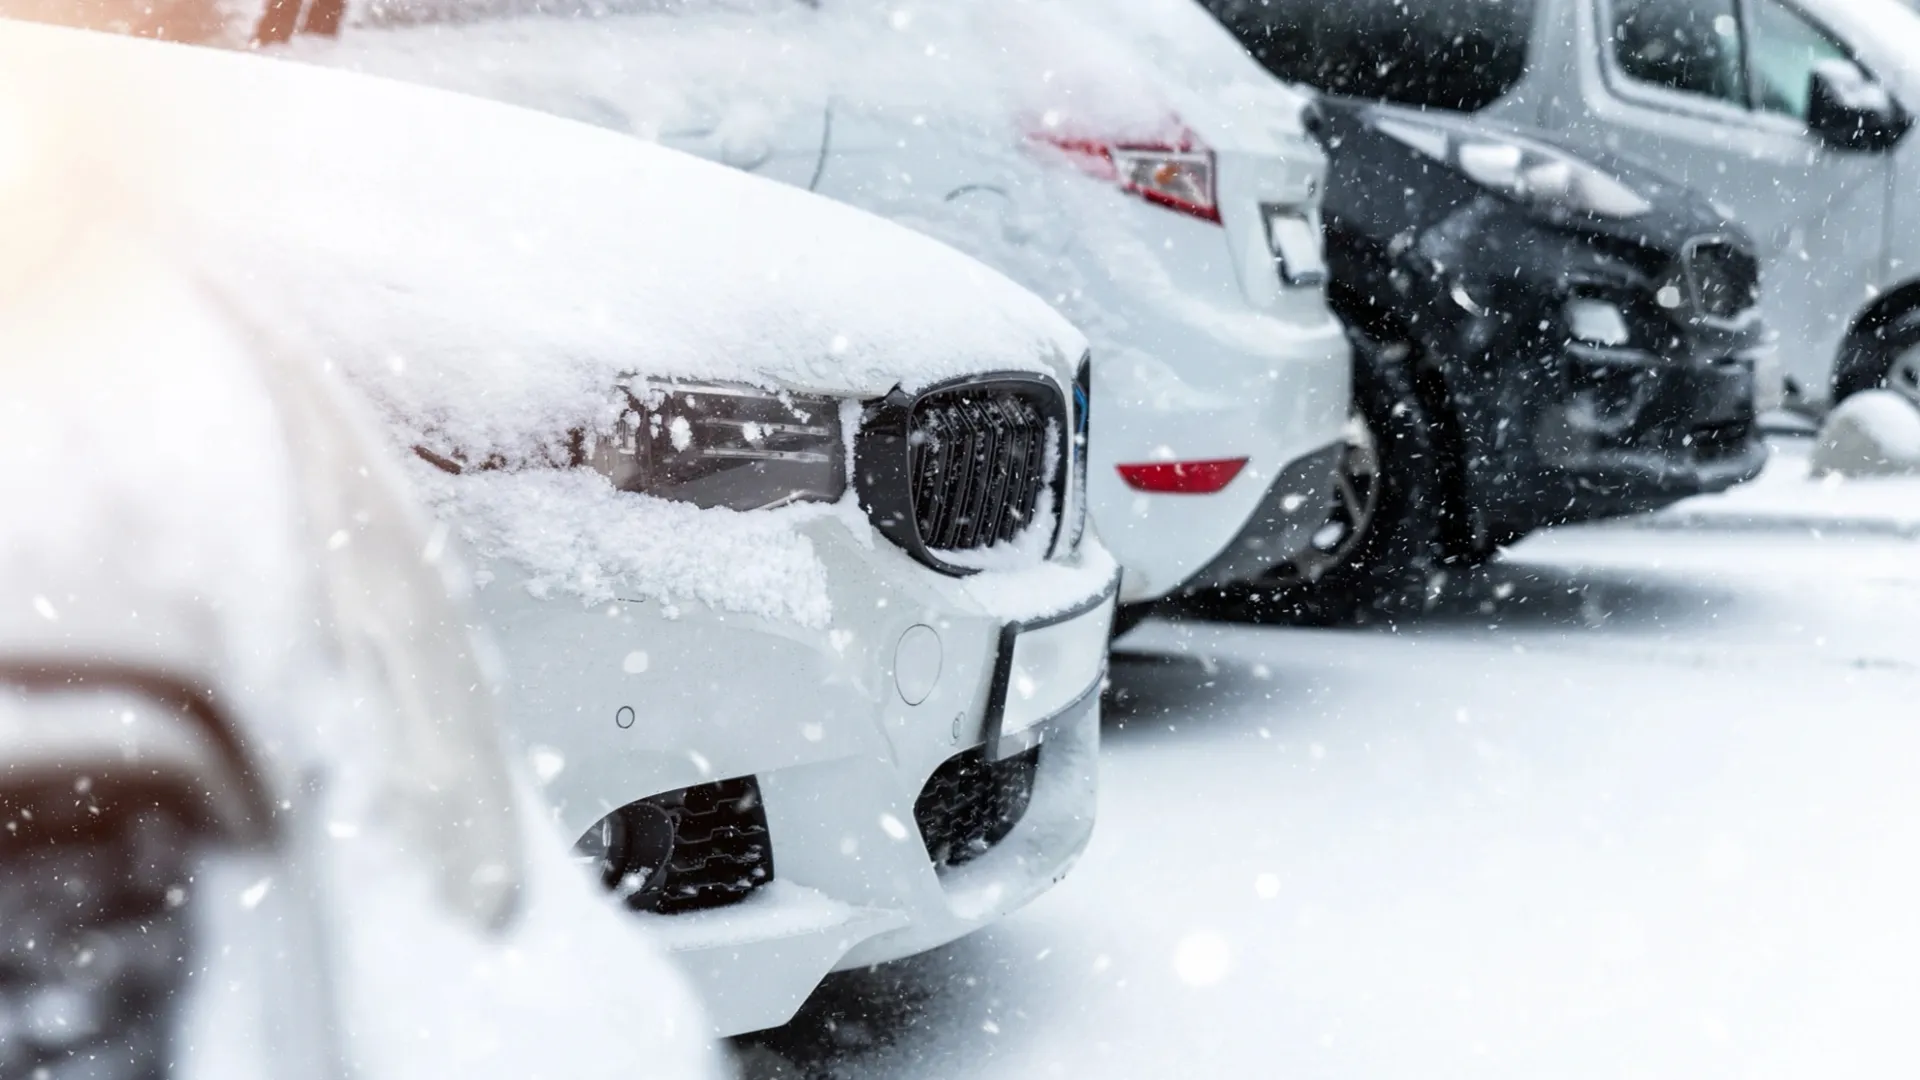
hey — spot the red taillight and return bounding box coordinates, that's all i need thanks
[1116,458,1247,494]
[1032,126,1221,225]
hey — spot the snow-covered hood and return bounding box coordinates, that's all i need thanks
[0,18,1085,468]
[296,0,1313,162]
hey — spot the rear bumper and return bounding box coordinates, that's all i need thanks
[1180,440,1345,592]
[1086,303,1351,604]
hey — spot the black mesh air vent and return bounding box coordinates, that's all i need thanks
[650,776,773,915]
[913,745,1041,868]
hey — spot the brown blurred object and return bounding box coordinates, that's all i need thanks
[254,0,343,43]
[0,0,247,42]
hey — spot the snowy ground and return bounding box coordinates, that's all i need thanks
[734,437,1920,1078]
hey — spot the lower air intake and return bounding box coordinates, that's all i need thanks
[649,776,774,914]
[913,745,1041,868]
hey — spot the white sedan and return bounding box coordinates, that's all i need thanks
[50,17,1121,1036]
[283,0,1355,624]
[0,21,716,1076]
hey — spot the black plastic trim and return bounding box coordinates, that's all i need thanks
[0,662,276,843]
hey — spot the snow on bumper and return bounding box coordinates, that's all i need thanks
[475,520,1116,1036]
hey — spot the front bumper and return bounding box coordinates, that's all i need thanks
[1508,339,1771,526]
[475,521,1116,1036]
[1404,257,1773,540]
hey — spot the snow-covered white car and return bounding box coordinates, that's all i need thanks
[0,21,717,1076]
[280,0,1353,624]
[42,13,1121,1036]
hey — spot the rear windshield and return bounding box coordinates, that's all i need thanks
[1206,0,1534,113]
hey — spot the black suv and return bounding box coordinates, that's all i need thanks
[1193,0,1770,622]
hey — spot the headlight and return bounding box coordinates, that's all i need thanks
[1373,116,1651,221]
[1564,297,1632,347]
[586,383,846,511]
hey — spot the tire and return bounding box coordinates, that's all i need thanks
[1835,308,1920,408]
[0,788,201,1080]
[1227,333,1452,626]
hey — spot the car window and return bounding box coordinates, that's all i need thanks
[1607,0,1747,105]
[1747,0,1851,120]
[1205,0,1535,112]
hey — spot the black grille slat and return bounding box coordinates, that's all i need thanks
[994,410,1028,544]
[939,402,978,550]
[1012,411,1048,541]
[954,398,992,549]
[909,390,1051,555]
[920,409,957,549]
[978,400,1017,544]
[933,401,966,550]
[912,745,1041,869]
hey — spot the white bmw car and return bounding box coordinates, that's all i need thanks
[61,18,1120,1036]
[0,21,717,1076]
[282,0,1354,626]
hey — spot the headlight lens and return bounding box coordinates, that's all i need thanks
[1374,117,1651,221]
[587,383,846,511]
[1565,297,1632,347]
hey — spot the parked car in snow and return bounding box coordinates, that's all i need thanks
[0,21,717,1077]
[76,14,1120,1036]
[276,0,1353,632]
[1207,0,1920,417]
[1144,4,1773,620]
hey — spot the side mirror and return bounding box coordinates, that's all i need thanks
[1808,59,1910,152]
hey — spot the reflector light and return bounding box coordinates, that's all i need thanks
[1116,458,1248,494]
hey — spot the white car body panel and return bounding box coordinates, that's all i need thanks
[0,24,720,1071]
[13,15,1121,1036]
[287,0,1353,605]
